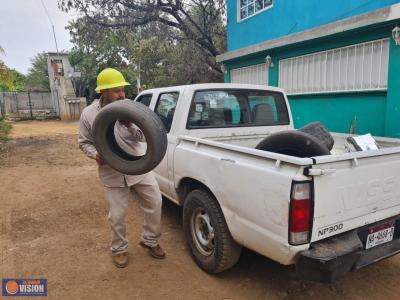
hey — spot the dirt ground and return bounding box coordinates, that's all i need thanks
[1,120,400,300]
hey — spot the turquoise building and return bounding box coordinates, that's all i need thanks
[217,1,400,137]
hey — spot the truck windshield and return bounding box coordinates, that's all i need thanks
[187,89,289,128]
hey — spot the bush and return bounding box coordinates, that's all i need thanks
[0,117,11,140]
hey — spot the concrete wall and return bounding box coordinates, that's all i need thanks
[227,0,400,51]
[0,92,57,119]
[57,77,86,121]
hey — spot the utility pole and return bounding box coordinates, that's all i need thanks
[52,24,59,54]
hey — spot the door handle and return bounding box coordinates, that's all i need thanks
[220,158,236,163]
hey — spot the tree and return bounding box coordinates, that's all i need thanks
[66,13,223,99]
[10,70,26,92]
[67,17,137,99]
[0,47,26,92]
[59,0,226,74]
[25,52,50,91]
[0,46,13,90]
[124,21,223,85]
[0,69,26,92]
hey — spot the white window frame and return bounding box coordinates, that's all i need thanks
[237,0,273,22]
[230,63,268,85]
[278,38,390,95]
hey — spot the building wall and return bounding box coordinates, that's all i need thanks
[288,93,387,136]
[384,33,400,137]
[224,23,400,137]
[227,0,400,51]
[47,53,74,88]
[47,53,86,121]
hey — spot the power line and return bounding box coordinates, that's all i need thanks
[38,0,60,54]
[39,0,53,24]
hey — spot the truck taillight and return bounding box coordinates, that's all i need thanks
[289,181,313,245]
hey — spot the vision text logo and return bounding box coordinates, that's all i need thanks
[2,279,47,297]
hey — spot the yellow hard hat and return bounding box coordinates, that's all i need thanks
[95,68,130,93]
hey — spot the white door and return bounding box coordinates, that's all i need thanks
[153,92,180,197]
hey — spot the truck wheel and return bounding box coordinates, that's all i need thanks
[183,189,242,273]
[92,99,167,175]
[255,130,330,157]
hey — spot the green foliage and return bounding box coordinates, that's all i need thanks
[0,69,26,92]
[0,117,12,141]
[59,0,226,57]
[0,46,13,90]
[25,52,50,91]
[67,13,224,100]
[67,18,139,99]
[11,70,26,92]
[10,69,26,91]
[61,0,226,98]
[0,65,13,91]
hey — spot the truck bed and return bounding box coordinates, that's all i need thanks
[204,132,400,156]
[178,132,400,247]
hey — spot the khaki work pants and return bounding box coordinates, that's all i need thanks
[103,173,162,254]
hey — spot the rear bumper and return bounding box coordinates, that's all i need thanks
[296,230,400,282]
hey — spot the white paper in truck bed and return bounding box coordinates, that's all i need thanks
[346,133,380,151]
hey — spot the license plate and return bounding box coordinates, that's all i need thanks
[365,222,395,250]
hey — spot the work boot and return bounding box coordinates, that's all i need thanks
[112,252,128,268]
[139,241,166,259]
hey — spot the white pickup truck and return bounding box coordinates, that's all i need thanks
[133,83,400,282]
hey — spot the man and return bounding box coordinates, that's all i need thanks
[78,68,165,268]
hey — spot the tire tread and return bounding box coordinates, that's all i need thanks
[183,189,242,273]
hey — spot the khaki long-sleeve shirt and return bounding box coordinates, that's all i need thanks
[78,99,148,187]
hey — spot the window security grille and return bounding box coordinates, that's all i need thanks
[230,63,268,86]
[279,38,390,95]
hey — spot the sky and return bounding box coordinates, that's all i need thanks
[0,0,76,74]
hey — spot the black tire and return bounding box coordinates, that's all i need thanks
[255,130,330,157]
[298,122,334,151]
[183,189,242,273]
[92,100,167,175]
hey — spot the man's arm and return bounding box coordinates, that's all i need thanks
[78,112,98,160]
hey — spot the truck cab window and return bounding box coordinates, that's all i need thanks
[187,90,289,128]
[155,92,179,132]
[136,94,152,107]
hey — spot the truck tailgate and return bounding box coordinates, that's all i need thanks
[309,149,400,243]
